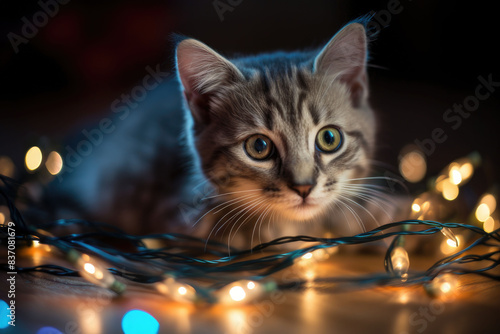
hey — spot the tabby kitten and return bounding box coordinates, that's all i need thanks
[48,20,379,246]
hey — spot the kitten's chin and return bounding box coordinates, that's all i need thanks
[279,203,324,222]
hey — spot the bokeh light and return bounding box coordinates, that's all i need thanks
[78,306,101,334]
[483,217,498,233]
[36,326,64,334]
[25,146,43,171]
[0,300,9,329]
[475,203,490,222]
[0,156,15,178]
[480,194,496,214]
[121,310,159,334]
[448,165,462,185]
[229,286,246,302]
[302,252,313,260]
[0,206,9,225]
[459,162,473,181]
[441,179,459,201]
[411,203,421,212]
[45,151,63,175]
[399,149,427,183]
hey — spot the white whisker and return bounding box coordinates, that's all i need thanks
[228,198,268,250]
[341,189,393,223]
[252,203,273,248]
[206,196,262,247]
[338,194,379,227]
[192,192,260,227]
[335,197,365,232]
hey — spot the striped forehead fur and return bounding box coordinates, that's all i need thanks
[195,52,375,174]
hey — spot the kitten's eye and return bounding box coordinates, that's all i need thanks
[244,134,274,160]
[316,126,343,153]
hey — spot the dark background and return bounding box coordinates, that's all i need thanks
[0,0,499,190]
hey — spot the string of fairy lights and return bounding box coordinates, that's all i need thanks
[0,149,499,305]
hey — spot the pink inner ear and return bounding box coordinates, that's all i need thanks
[314,23,368,107]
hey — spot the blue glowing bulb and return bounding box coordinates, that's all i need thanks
[0,299,9,329]
[121,309,159,334]
[36,326,63,334]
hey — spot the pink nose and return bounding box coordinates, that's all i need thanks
[291,184,314,199]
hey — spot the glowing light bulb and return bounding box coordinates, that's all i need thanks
[25,146,42,171]
[84,262,96,274]
[449,166,462,185]
[440,282,451,293]
[390,246,410,277]
[229,286,246,302]
[155,277,196,303]
[215,280,276,305]
[302,252,313,260]
[426,274,458,298]
[412,203,421,212]
[437,153,479,190]
[440,234,463,254]
[69,251,125,294]
[440,227,458,248]
[30,238,52,252]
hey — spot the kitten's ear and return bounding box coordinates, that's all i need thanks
[313,23,368,107]
[176,38,243,124]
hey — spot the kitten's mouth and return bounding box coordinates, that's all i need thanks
[281,198,322,220]
[296,200,317,208]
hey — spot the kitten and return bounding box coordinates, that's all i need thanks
[45,20,387,247]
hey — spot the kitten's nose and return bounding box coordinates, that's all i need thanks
[290,183,315,199]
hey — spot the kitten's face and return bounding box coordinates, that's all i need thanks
[195,70,375,222]
[177,22,375,224]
